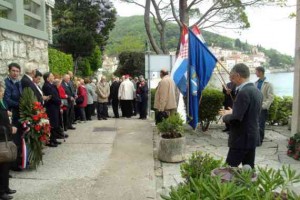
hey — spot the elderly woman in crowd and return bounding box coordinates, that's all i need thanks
[0,82,17,200]
[76,78,88,122]
[42,73,62,147]
[136,78,148,120]
[85,78,96,121]
[54,79,69,136]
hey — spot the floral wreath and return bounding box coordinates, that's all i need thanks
[19,88,50,169]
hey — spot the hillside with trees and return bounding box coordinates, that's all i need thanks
[105,16,293,69]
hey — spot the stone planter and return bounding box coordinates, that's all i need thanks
[158,136,185,163]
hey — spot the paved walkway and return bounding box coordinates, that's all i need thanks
[10,117,156,200]
[9,114,300,200]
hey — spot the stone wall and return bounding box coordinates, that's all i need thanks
[0,29,49,82]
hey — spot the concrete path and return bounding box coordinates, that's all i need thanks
[10,117,156,200]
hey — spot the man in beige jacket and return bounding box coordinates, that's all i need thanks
[96,76,110,120]
[255,67,274,145]
[154,69,177,116]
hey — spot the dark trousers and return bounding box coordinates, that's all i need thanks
[226,148,256,169]
[122,100,133,118]
[63,109,68,131]
[132,99,137,115]
[11,128,22,169]
[68,102,75,125]
[120,100,125,117]
[92,101,97,116]
[85,104,93,120]
[112,99,119,118]
[0,162,10,194]
[138,99,148,119]
[79,107,86,121]
[97,102,108,119]
[259,109,268,144]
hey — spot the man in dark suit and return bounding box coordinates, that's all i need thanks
[220,63,263,168]
[20,62,41,102]
[110,77,120,118]
[62,74,76,129]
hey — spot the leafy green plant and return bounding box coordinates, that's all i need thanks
[180,151,224,181]
[162,151,300,200]
[277,96,293,125]
[77,57,92,77]
[48,48,73,75]
[267,95,281,124]
[267,95,293,125]
[157,113,184,138]
[199,88,224,131]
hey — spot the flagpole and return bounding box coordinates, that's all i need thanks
[216,60,230,74]
[216,65,234,102]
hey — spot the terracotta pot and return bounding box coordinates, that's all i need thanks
[158,136,185,163]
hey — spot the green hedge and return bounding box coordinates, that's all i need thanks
[48,48,73,75]
[199,88,224,131]
[268,95,293,125]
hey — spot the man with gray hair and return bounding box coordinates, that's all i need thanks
[220,63,263,168]
[20,62,40,99]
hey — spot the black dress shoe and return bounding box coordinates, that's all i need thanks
[5,189,16,195]
[103,118,107,120]
[46,142,58,147]
[68,126,76,130]
[54,140,62,145]
[8,175,12,178]
[11,167,22,172]
[0,193,13,200]
[222,128,230,132]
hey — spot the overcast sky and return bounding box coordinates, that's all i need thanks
[112,0,296,56]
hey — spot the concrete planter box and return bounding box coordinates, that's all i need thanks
[158,136,185,163]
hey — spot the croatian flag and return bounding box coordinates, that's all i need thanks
[21,138,28,169]
[171,25,205,96]
[187,29,217,129]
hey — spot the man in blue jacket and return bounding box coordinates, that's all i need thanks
[220,63,263,168]
[4,63,23,171]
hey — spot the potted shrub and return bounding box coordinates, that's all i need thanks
[199,88,224,131]
[157,113,185,162]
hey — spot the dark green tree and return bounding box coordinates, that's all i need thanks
[114,52,145,77]
[88,46,102,71]
[52,0,116,74]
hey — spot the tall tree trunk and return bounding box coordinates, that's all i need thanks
[144,0,163,54]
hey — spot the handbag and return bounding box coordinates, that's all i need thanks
[0,126,17,163]
[76,96,84,105]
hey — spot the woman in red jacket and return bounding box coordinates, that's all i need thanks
[55,79,69,131]
[76,78,88,122]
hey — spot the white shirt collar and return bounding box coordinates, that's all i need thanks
[25,74,33,81]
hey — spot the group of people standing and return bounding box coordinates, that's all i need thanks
[110,75,149,120]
